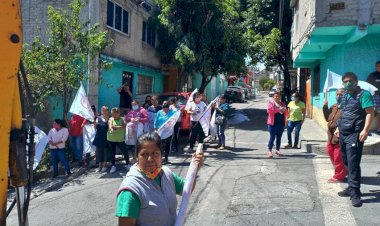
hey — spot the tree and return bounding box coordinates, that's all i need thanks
[155,0,248,93]
[22,0,112,121]
[242,0,293,101]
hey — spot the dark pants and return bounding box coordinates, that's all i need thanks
[287,121,302,146]
[95,147,109,163]
[268,123,284,151]
[163,136,172,161]
[339,132,363,196]
[171,122,181,150]
[50,148,71,176]
[217,123,226,146]
[108,141,129,166]
[69,135,83,162]
[190,121,205,149]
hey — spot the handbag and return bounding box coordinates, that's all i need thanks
[215,115,225,125]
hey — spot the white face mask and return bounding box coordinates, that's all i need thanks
[132,105,139,111]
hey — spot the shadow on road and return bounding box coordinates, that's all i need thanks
[361,176,380,186]
[362,190,380,204]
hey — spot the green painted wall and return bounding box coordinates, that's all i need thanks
[99,61,164,109]
[191,73,228,101]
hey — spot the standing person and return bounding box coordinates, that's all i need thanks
[142,95,152,109]
[323,89,347,182]
[82,105,97,167]
[169,97,182,152]
[69,114,86,166]
[107,108,130,173]
[93,106,110,172]
[116,132,204,226]
[48,119,71,178]
[117,82,132,115]
[125,100,148,160]
[187,93,207,152]
[147,96,162,132]
[267,92,288,157]
[154,101,175,164]
[285,92,306,149]
[335,72,374,207]
[214,95,230,150]
[366,61,380,133]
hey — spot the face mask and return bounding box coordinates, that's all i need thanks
[344,81,356,91]
[336,95,342,103]
[132,105,139,111]
[291,97,295,101]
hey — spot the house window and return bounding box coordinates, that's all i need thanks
[137,75,153,94]
[107,0,129,35]
[313,64,321,96]
[142,21,156,47]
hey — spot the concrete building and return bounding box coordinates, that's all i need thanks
[290,0,380,126]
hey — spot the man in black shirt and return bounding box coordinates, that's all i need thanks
[366,61,380,133]
[117,82,132,115]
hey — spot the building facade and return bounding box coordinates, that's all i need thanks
[291,0,380,126]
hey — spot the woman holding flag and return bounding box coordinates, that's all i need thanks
[116,132,204,226]
[187,93,207,152]
[154,101,175,164]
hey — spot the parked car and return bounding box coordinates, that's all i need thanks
[268,88,277,97]
[157,92,191,131]
[224,86,245,103]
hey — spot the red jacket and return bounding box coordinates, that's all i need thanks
[267,100,288,126]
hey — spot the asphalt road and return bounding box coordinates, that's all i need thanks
[6,95,380,226]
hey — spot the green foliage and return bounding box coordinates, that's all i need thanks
[22,0,113,120]
[155,0,248,92]
[259,76,276,91]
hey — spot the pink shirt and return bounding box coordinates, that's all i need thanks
[124,107,148,124]
[267,100,288,126]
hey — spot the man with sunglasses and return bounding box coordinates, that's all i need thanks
[335,72,375,207]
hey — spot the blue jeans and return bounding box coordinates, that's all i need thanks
[287,121,302,146]
[50,148,71,176]
[268,123,284,151]
[217,123,226,146]
[70,136,83,162]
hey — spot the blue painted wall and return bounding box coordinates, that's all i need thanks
[312,34,380,109]
[99,61,164,110]
[192,73,228,101]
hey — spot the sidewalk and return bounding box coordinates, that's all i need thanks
[300,118,380,155]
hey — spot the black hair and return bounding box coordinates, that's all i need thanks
[135,132,163,158]
[342,72,358,83]
[54,119,66,128]
[292,92,304,102]
[91,105,96,114]
[170,97,177,103]
[376,61,380,66]
[145,95,152,101]
[193,92,200,101]
[220,94,227,100]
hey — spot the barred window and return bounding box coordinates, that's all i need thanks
[137,75,153,94]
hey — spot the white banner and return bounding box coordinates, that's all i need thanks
[184,88,198,111]
[69,84,95,122]
[157,110,181,140]
[125,122,144,145]
[33,126,49,170]
[83,124,96,154]
[209,107,218,138]
[198,96,219,136]
[175,144,204,226]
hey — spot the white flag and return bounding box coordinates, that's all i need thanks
[69,84,95,122]
[185,88,198,111]
[83,124,96,154]
[209,107,218,138]
[175,144,204,226]
[198,96,219,136]
[33,126,49,170]
[157,110,181,140]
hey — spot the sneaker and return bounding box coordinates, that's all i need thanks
[284,144,292,149]
[110,165,117,174]
[100,166,108,172]
[268,152,273,158]
[218,146,225,150]
[338,188,351,197]
[292,145,299,149]
[67,171,72,177]
[351,195,362,207]
[275,151,284,156]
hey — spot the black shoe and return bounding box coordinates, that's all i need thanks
[292,145,299,149]
[338,188,351,197]
[52,174,58,178]
[67,171,72,177]
[351,195,362,207]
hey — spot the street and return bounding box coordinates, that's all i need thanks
[7,95,380,226]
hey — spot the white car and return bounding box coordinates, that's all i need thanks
[225,86,245,103]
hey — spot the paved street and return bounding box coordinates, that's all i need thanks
[7,95,380,226]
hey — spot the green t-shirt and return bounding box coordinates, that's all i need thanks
[345,90,374,109]
[115,172,185,219]
[107,117,125,142]
[287,101,305,122]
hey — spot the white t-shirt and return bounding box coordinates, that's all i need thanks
[48,127,69,149]
[189,101,207,122]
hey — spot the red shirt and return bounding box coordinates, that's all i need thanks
[69,115,85,136]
